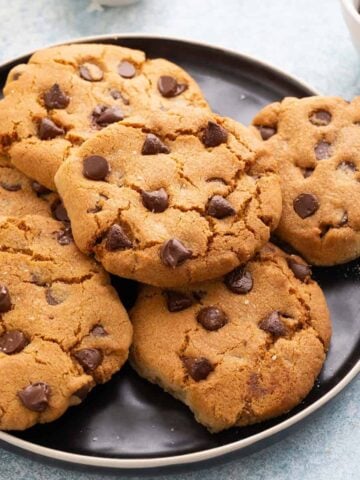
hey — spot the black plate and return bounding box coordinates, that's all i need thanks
[0,35,359,470]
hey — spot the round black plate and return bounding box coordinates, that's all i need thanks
[0,35,358,469]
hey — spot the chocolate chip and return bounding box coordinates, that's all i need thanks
[109,89,129,104]
[57,226,73,246]
[339,211,348,226]
[118,61,136,78]
[141,134,170,155]
[164,290,194,312]
[293,193,319,218]
[92,105,124,128]
[0,284,11,313]
[31,181,51,196]
[160,238,192,268]
[79,63,103,82]
[91,325,108,337]
[182,356,214,381]
[45,288,62,306]
[224,266,253,294]
[287,256,311,281]
[207,195,236,219]
[157,76,187,97]
[43,84,70,109]
[202,121,228,148]
[83,155,110,181]
[141,188,169,213]
[72,383,92,402]
[302,168,314,178]
[256,125,277,140]
[105,224,133,251]
[0,330,28,354]
[0,182,21,192]
[315,140,331,160]
[38,118,64,140]
[18,382,50,412]
[197,306,228,331]
[74,348,103,372]
[337,161,356,173]
[309,110,332,126]
[51,200,69,223]
[259,311,287,336]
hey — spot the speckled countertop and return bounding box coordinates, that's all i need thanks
[0,0,359,479]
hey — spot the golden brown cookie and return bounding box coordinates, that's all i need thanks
[252,96,360,265]
[130,243,331,432]
[0,160,58,218]
[55,107,282,287]
[0,43,208,190]
[0,214,132,430]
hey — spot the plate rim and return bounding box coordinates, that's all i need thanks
[0,33,358,470]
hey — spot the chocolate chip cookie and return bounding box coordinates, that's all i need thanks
[0,43,208,190]
[252,96,360,265]
[130,243,331,432]
[0,160,58,218]
[0,214,132,430]
[55,107,282,287]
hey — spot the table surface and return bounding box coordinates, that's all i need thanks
[0,0,359,478]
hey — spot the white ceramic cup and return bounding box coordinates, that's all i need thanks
[340,0,360,54]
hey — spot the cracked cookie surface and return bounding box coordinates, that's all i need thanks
[0,43,208,190]
[130,243,331,432]
[55,107,282,287]
[0,214,132,430]
[252,96,360,265]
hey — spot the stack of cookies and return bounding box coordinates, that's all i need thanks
[2,42,352,433]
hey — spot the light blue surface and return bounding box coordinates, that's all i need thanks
[0,0,358,478]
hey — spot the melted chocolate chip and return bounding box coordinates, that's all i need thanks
[259,311,287,336]
[83,155,110,181]
[18,382,50,412]
[287,256,311,281]
[105,224,133,251]
[51,200,69,223]
[92,105,124,128]
[293,193,319,218]
[157,76,187,97]
[202,121,228,148]
[207,195,236,219]
[256,125,277,140]
[31,181,51,196]
[0,182,21,192]
[109,89,129,104]
[118,61,136,78]
[302,168,314,178]
[160,238,192,268]
[91,325,108,337]
[337,161,356,173]
[0,330,28,354]
[74,348,103,372]
[57,226,73,246]
[164,290,194,312]
[79,63,103,82]
[38,118,65,140]
[224,266,253,294]
[0,284,11,313]
[197,306,228,331]
[45,289,63,306]
[309,110,332,126]
[141,188,169,213]
[141,134,170,155]
[315,140,331,160]
[182,356,214,381]
[43,84,70,109]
